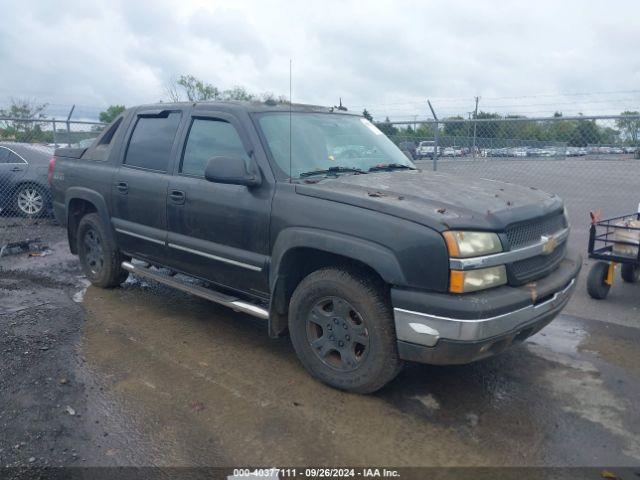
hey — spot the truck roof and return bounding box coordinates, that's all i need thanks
[132,100,359,116]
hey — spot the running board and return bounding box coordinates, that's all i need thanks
[121,261,269,320]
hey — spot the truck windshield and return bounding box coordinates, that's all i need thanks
[257,113,415,179]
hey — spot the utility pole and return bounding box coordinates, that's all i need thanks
[472,96,480,158]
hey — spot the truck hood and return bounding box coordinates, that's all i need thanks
[295,169,563,231]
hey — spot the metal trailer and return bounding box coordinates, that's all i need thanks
[587,205,640,299]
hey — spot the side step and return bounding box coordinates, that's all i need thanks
[121,261,269,320]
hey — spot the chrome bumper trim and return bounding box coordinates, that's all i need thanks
[449,228,569,270]
[394,278,575,347]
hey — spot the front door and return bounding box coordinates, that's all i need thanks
[110,110,183,262]
[0,146,27,213]
[166,113,272,296]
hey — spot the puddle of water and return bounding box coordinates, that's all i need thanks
[526,316,640,461]
[528,317,588,355]
[73,277,92,303]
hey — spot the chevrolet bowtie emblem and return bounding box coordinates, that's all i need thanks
[541,235,558,255]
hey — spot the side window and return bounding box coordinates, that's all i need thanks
[8,151,25,164]
[181,118,249,177]
[90,117,123,161]
[0,148,10,163]
[0,148,25,164]
[97,117,123,147]
[124,112,181,171]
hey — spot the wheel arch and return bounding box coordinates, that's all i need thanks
[65,188,113,254]
[267,227,405,338]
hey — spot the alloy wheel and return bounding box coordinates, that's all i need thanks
[17,186,44,216]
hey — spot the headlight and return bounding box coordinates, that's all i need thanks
[443,231,503,258]
[449,266,507,293]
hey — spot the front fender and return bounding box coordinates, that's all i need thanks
[269,227,406,290]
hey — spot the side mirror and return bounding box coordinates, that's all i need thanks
[204,156,262,187]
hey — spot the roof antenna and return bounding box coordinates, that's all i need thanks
[289,58,293,183]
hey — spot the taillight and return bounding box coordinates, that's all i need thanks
[48,157,56,185]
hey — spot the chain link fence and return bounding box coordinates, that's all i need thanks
[2,112,639,262]
[388,114,640,254]
[0,117,106,257]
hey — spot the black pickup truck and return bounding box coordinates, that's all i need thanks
[51,101,581,393]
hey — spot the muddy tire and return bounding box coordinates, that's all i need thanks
[77,213,128,288]
[621,264,640,283]
[288,267,402,394]
[587,261,611,300]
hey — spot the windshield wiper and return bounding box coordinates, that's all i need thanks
[299,166,367,178]
[367,163,415,172]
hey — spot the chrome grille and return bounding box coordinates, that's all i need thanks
[509,243,566,285]
[505,213,567,249]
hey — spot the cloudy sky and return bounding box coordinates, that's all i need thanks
[1,0,639,120]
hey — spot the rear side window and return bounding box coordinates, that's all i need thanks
[180,118,249,177]
[88,117,124,161]
[0,147,25,164]
[124,112,181,171]
[98,117,123,147]
[0,148,11,163]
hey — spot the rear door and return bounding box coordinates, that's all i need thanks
[110,109,184,262]
[166,112,273,296]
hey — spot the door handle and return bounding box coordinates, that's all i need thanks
[169,190,185,205]
[116,181,128,194]
[10,167,22,172]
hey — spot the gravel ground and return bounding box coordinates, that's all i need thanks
[0,226,152,469]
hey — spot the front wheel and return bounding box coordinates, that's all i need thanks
[77,213,129,288]
[587,261,611,300]
[288,267,402,393]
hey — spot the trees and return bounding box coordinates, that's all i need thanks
[0,98,50,142]
[375,117,398,136]
[166,75,220,102]
[442,116,465,137]
[570,120,601,147]
[615,111,640,145]
[165,74,289,104]
[99,105,125,124]
[362,109,373,122]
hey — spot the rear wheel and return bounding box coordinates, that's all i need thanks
[288,267,402,393]
[77,213,128,288]
[587,261,611,300]
[621,264,640,283]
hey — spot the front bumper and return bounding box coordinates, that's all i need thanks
[392,250,582,365]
